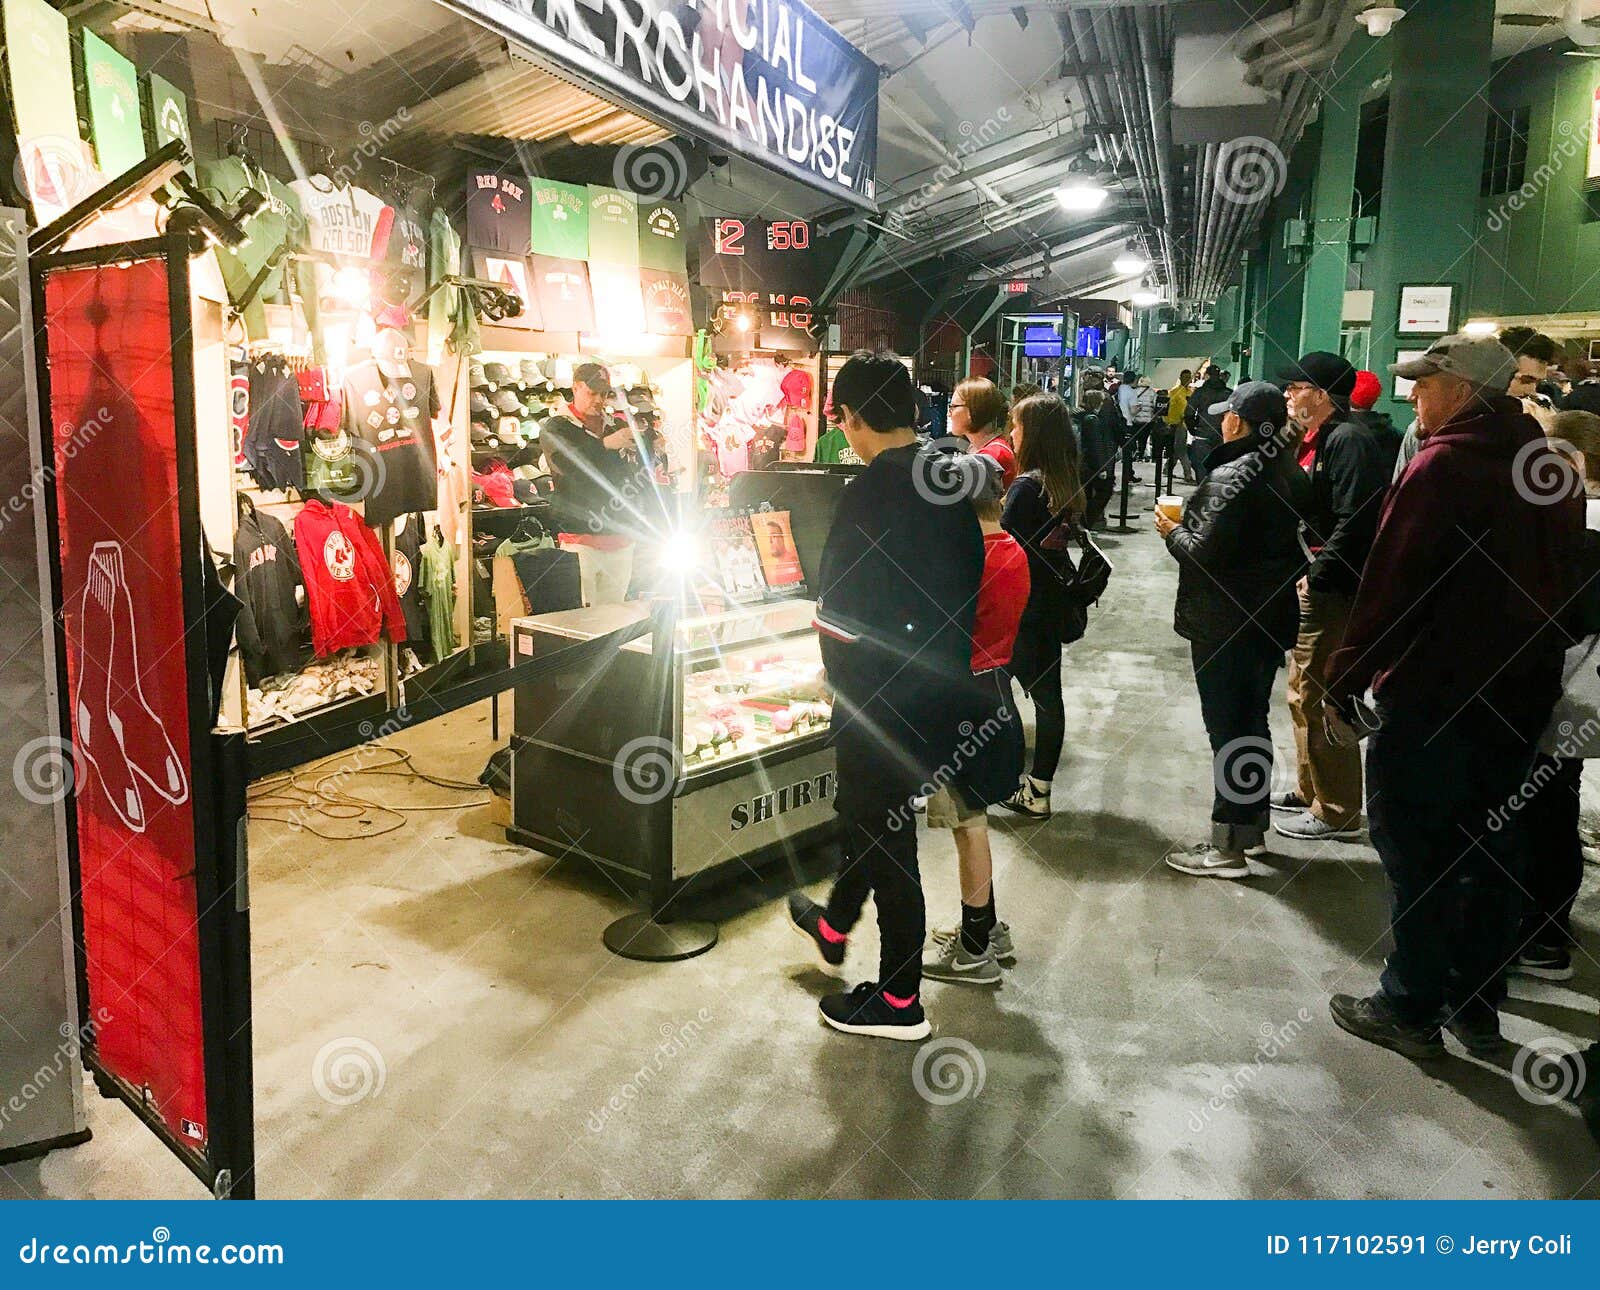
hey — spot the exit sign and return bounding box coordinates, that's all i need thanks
[1003,281,1029,294]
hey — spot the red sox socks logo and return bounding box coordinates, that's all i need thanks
[72,542,189,833]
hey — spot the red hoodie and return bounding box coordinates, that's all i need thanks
[292,500,407,655]
[1325,396,1580,741]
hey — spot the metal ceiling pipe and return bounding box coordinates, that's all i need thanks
[1134,5,1179,292]
[1243,0,1357,90]
[968,223,1132,281]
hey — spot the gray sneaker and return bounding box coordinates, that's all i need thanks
[1272,810,1363,840]
[922,937,1001,986]
[931,920,1015,962]
[1270,790,1308,814]
[1165,844,1250,879]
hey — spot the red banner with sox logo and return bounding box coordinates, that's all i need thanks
[44,258,212,1162]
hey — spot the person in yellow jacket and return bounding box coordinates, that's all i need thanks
[1164,369,1196,484]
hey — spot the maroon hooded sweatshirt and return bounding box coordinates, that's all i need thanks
[1325,395,1581,743]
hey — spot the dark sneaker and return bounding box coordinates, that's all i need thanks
[819,982,931,1041]
[922,937,1001,986]
[1444,1003,1505,1057]
[787,892,846,969]
[999,778,1051,819]
[1329,993,1445,1061]
[1512,943,1574,982]
[1270,790,1309,814]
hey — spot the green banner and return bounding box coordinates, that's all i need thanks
[81,28,144,176]
[144,72,193,172]
[586,185,638,265]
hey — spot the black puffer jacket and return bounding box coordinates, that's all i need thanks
[1303,410,1401,595]
[1166,429,1311,654]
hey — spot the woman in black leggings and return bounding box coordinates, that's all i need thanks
[1000,394,1083,818]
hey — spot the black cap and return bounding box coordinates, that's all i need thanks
[1208,379,1288,429]
[1277,351,1357,399]
[572,361,611,394]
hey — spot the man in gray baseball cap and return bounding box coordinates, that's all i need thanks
[1322,330,1581,1061]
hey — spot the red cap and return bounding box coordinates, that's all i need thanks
[1351,369,1381,409]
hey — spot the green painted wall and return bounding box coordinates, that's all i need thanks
[1465,45,1600,319]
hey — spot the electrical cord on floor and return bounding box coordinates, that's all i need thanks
[247,745,493,840]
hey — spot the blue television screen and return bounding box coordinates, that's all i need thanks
[1024,325,1062,358]
[1076,325,1105,358]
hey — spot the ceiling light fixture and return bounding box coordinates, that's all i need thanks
[1130,288,1164,308]
[1055,181,1109,213]
[1356,5,1405,37]
[1462,319,1498,337]
[1112,252,1149,276]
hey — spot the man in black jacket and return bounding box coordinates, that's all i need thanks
[1184,368,1231,480]
[788,352,985,1040]
[1158,382,1310,878]
[1274,351,1399,842]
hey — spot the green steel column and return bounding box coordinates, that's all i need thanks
[1253,122,1320,377]
[1365,0,1495,419]
[1298,36,1374,354]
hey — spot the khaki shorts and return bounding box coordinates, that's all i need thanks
[926,782,986,830]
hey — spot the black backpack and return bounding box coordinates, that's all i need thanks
[1038,507,1114,644]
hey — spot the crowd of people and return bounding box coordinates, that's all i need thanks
[778,338,1598,1147]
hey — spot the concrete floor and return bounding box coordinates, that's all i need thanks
[5,478,1599,1200]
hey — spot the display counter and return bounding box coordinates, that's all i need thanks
[506,597,837,904]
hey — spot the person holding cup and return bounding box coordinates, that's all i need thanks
[1156,381,1310,878]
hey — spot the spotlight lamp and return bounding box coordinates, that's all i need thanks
[1356,5,1404,37]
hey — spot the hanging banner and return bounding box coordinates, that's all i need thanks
[143,73,194,173]
[45,259,209,1160]
[444,0,880,208]
[589,261,646,334]
[5,0,95,221]
[80,28,145,177]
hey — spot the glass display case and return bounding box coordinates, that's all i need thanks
[505,598,837,905]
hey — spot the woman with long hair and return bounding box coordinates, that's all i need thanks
[950,377,1017,485]
[1000,394,1083,818]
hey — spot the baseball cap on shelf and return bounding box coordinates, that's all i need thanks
[1389,333,1517,390]
[373,327,412,379]
[491,387,524,415]
[469,389,494,421]
[1351,370,1381,410]
[1277,350,1357,399]
[519,359,546,384]
[1209,379,1288,428]
[483,361,513,387]
[469,360,488,390]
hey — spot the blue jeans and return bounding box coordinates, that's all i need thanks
[1366,708,1537,1024]
[1191,637,1283,849]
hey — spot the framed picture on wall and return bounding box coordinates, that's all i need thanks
[1397,284,1454,335]
[1392,350,1429,399]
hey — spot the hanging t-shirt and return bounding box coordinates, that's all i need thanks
[467,170,531,255]
[199,157,308,337]
[641,269,692,336]
[386,201,428,271]
[243,359,306,492]
[637,200,687,272]
[529,178,588,260]
[342,358,442,526]
[290,175,394,259]
[6,0,86,222]
[530,255,595,333]
[588,262,645,335]
[391,514,431,660]
[81,29,144,177]
[586,186,638,264]
[419,532,457,663]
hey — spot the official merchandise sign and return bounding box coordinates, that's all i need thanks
[446,0,880,208]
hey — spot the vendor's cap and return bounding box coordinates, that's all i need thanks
[1209,379,1288,428]
[1389,333,1517,389]
[1278,350,1357,399]
[572,361,611,393]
